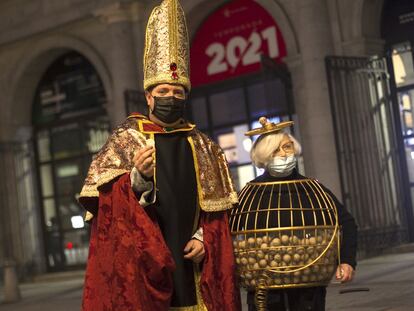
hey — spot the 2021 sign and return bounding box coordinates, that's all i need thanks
[206,26,280,75]
[191,0,286,87]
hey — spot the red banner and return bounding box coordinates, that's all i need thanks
[190,0,287,87]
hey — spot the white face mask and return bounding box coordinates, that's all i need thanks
[267,155,297,177]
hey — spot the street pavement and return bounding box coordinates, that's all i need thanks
[0,252,413,310]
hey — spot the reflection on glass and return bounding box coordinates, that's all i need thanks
[398,90,414,136]
[190,97,208,129]
[392,42,414,87]
[51,124,82,159]
[59,197,84,231]
[63,230,89,265]
[85,119,110,153]
[43,198,56,226]
[57,164,79,178]
[210,88,247,126]
[404,139,414,183]
[230,165,256,192]
[37,131,51,162]
[40,164,54,197]
[215,124,251,165]
[236,165,255,190]
[55,162,82,196]
[248,79,288,118]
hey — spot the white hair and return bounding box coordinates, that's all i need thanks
[250,132,302,168]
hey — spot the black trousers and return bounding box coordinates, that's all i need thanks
[247,287,326,311]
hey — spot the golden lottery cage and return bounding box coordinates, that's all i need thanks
[229,118,341,308]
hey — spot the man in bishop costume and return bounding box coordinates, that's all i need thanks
[79,0,241,310]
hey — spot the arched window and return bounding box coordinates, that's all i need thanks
[33,51,110,271]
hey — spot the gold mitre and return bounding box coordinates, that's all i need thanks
[143,0,191,91]
[245,117,294,136]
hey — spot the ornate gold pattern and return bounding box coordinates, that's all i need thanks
[188,131,238,211]
[144,0,191,91]
[78,116,238,219]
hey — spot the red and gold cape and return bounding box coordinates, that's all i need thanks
[79,114,241,311]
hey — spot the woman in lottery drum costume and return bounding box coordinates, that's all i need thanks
[230,118,357,311]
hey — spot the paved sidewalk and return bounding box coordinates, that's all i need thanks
[0,252,413,310]
[325,252,414,311]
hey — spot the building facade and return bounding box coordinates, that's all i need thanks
[0,0,413,276]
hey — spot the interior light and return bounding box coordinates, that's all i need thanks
[71,216,85,229]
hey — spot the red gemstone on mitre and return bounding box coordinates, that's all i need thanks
[170,63,177,71]
[172,72,179,80]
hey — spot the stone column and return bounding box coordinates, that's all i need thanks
[94,2,144,126]
[292,0,342,197]
[0,143,22,303]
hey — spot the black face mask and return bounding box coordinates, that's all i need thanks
[151,96,187,124]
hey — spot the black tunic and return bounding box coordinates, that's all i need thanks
[154,132,198,307]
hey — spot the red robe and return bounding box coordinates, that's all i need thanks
[82,174,241,311]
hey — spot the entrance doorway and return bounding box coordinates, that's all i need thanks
[382,0,414,243]
[33,51,110,271]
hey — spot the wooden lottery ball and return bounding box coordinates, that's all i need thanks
[271,237,282,247]
[260,243,269,249]
[238,240,246,249]
[270,260,278,267]
[296,247,305,255]
[293,253,301,262]
[256,237,263,246]
[286,247,294,255]
[274,254,282,262]
[241,257,248,265]
[248,257,256,265]
[247,237,256,247]
[281,235,289,245]
[256,250,265,259]
[259,259,267,268]
[289,235,300,245]
[262,235,271,244]
[283,254,292,264]
[293,271,301,277]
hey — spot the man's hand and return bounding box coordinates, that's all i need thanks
[134,146,155,178]
[184,239,205,264]
[336,263,354,283]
